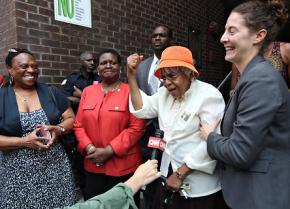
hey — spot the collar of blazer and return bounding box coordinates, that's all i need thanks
[238,55,265,80]
[221,55,265,131]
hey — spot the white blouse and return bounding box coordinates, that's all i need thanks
[130,79,225,197]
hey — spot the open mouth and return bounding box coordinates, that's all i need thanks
[23,75,37,82]
[225,45,235,51]
[24,75,36,79]
[224,46,235,59]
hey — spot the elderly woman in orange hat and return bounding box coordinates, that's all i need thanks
[127,46,228,209]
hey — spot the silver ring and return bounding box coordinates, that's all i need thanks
[96,163,103,167]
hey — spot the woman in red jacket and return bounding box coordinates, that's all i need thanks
[74,48,145,201]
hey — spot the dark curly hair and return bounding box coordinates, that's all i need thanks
[5,48,34,68]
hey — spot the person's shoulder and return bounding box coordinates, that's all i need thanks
[241,60,282,89]
[142,56,154,62]
[37,83,58,94]
[280,42,290,51]
[280,42,290,63]
[36,82,49,89]
[195,80,220,93]
[85,82,99,90]
[139,56,154,66]
[118,82,130,93]
[243,56,273,76]
[254,59,279,76]
[192,80,223,101]
[66,70,81,79]
[61,70,81,85]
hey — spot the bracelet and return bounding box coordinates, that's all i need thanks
[57,124,65,135]
[87,144,95,153]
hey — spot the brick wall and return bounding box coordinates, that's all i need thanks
[0,0,17,75]
[203,1,225,85]
[0,0,226,87]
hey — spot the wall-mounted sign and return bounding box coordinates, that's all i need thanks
[54,0,92,28]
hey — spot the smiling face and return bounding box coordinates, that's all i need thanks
[220,12,259,69]
[8,53,38,88]
[160,67,192,99]
[97,53,120,84]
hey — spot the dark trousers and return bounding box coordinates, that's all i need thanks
[84,171,140,207]
[151,179,229,209]
[141,178,160,209]
[71,152,85,189]
[166,190,229,209]
[152,165,229,209]
[61,133,85,197]
[140,122,162,209]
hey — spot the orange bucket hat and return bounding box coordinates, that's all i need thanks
[154,46,199,78]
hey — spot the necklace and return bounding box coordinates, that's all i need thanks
[101,81,121,93]
[14,90,35,103]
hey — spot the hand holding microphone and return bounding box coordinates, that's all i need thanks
[147,129,191,198]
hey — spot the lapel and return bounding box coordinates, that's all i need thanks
[221,55,265,135]
[7,85,23,136]
[144,57,153,82]
[238,55,265,82]
[139,56,154,95]
[220,94,232,131]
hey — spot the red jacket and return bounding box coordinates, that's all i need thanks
[74,82,145,176]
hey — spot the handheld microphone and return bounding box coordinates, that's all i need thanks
[147,129,165,160]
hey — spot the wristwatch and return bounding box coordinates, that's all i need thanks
[57,124,65,135]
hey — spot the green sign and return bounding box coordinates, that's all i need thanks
[58,0,74,19]
[54,0,92,28]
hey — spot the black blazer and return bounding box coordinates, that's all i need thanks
[0,83,69,137]
[136,56,154,96]
[207,56,290,209]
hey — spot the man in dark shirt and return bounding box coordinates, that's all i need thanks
[61,51,101,112]
[60,51,100,199]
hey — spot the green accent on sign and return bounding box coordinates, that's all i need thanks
[58,0,75,19]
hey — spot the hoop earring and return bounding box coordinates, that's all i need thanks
[9,75,14,85]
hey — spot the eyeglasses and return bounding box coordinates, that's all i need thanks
[159,69,182,83]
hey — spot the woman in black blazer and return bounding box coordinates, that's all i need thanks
[200,1,290,209]
[0,48,76,208]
